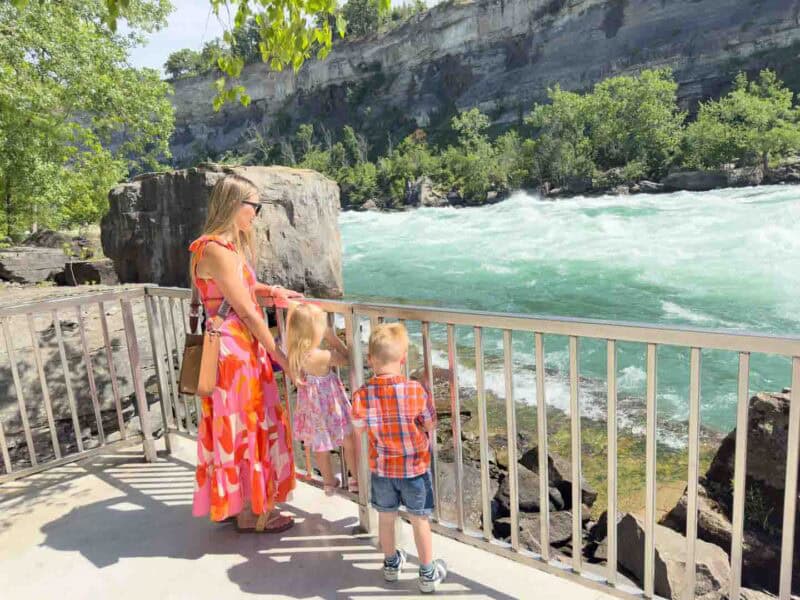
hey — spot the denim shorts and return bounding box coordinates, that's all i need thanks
[371,471,434,517]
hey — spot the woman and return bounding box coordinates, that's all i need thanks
[189,173,299,532]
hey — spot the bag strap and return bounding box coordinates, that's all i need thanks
[189,282,232,334]
[189,283,202,334]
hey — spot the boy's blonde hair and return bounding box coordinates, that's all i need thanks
[368,322,409,366]
[286,303,327,384]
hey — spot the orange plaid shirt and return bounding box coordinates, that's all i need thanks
[351,375,436,478]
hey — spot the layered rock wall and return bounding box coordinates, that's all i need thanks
[170,0,800,163]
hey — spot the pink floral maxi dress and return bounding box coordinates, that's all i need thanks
[189,235,296,521]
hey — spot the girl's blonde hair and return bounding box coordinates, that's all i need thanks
[286,303,327,384]
[191,174,259,282]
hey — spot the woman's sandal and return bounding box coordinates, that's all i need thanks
[236,512,294,534]
[347,477,359,494]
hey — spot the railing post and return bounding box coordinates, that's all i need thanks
[2,317,36,466]
[121,299,157,462]
[144,290,173,454]
[644,343,658,597]
[779,356,800,599]
[569,335,582,572]
[345,308,374,534]
[422,321,442,523]
[447,323,466,531]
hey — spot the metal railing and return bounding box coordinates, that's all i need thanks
[0,288,156,481]
[2,285,799,599]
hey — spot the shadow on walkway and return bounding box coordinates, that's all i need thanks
[33,449,517,598]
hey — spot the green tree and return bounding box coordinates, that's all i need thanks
[294,123,315,161]
[342,0,381,37]
[339,161,378,207]
[440,109,500,203]
[590,68,685,177]
[524,86,597,187]
[493,130,527,190]
[377,129,440,203]
[682,70,800,170]
[164,48,202,79]
[15,0,392,109]
[0,0,175,236]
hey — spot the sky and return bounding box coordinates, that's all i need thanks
[126,0,438,75]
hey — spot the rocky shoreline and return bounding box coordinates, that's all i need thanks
[416,366,793,599]
[352,160,800,212]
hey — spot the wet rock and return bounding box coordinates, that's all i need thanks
[494,465,565,516]
[617,513,730,600]
[518,445,597,509]
[638,180,664,193]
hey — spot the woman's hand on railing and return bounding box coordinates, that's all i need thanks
[255,283,304,308]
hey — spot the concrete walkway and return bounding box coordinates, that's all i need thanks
[1,436,619,599]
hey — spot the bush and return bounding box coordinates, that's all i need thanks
[377,130,440,203]
[590,68,685,178]
[682,70,800,169]
[340,161,379,208]
[524,86,597,187]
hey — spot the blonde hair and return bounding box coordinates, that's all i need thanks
[191,174,259,282]
[368,323,409,367]
[286,303,327,384]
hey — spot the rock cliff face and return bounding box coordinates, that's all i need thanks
[101,164,343,297]
[170,0,800,163]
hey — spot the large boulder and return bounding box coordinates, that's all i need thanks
[62,260,119,286]
[405,176,447,207]
[617,513,730,600]
[660,483,780,593]
[493,511,575,552]
[662,167,764,192]
[0,247,66,284]
[437,461,498,531]
[101,164,343,297]
[23,229,94,259]
[662,170,730,192]
[660,391,798,594]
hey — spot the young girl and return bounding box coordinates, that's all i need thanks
[286,303,359,495]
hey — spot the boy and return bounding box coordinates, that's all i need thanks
[351,323,447,593]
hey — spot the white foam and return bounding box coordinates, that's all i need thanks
[661,301,714,324]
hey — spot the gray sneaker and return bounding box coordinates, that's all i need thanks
[418,559,447,593]
[383,549,407,582]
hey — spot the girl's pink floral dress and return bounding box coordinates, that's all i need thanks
[293,371,353,452]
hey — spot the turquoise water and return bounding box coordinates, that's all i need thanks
[339,186,800,438]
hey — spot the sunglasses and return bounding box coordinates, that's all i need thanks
[242,199,263,216]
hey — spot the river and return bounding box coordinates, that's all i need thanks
[340,185,800,439]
